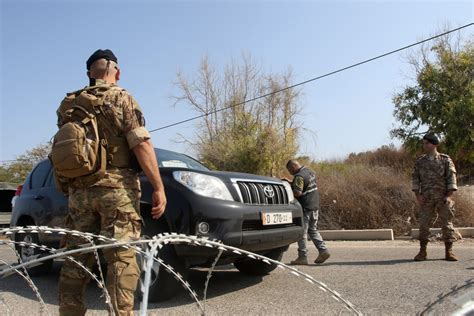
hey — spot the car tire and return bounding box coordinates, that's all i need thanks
[139,244,189,302]
[234,247,285,276]
[14,231,53,276]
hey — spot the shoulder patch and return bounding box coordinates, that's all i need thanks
[293,175,304,192]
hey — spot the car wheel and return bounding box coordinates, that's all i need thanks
[139,245,189,302]
[234,247,285,276]
[14,231,53,276]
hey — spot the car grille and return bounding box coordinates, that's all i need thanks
[236,182,289,205]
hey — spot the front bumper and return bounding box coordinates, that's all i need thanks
[174,194,303,258]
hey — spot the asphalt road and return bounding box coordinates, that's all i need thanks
[0,239,473,315]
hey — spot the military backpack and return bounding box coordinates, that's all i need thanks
[49,86,109,179]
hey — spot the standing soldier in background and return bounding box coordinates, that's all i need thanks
[285,160,330,265]
[55,49,166,315]
[412,133,458,262]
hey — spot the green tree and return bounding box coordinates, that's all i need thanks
[174,55,301,176]
[391,34,474,177]
[0,143,51,183]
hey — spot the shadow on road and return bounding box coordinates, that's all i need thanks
[320,258,419,266]
[147,266,263,308]
[0,261,264,312]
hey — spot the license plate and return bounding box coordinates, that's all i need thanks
[261,212,292,226]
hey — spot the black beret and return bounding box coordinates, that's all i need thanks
[423,133,439,145]
[86,49,118,70]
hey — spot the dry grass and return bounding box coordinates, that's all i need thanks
[345,145,414,173]
[314,163,416,235]
[453,186,474,228]
[306,147,473,236]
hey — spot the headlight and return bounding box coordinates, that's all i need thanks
[282,181,295,202]
[173,171,233,201]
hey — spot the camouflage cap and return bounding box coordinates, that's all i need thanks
[423,133,439,145]
[86,49,118,70]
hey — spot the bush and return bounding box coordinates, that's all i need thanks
[313,163,416,235]
[346,144,413,173]
[453,186,474,229]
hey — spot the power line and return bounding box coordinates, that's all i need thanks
[149,22,473,133]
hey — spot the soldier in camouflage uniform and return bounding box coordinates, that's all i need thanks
[57,49,167,316]
[412,133,458,262]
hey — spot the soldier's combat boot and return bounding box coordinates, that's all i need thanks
[445,242,458,261]
[414,240,428,261]
[314,250,330,264]
[290,255,308,265]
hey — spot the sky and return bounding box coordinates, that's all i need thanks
[1,0,473,163]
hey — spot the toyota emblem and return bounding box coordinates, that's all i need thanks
[263,185,275,198]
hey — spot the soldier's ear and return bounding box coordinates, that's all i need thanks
[115,68,121,81]
[87,71,91,78]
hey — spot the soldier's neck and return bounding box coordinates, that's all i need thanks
[427,149,438,156]
[89,78,116,86]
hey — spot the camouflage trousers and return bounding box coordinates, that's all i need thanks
[58,186,142,316]
[418,196,456,242]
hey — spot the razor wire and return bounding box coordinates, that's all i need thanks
[81,233,111,312]
[1,227,203,313]
[420,278,474,315]
[202,247,224,314]
[1,239,114,314]
[1,227,361,314]
[1,228,233,315]
[3,241,50,316]
[139,238,159,316]
[0,258,48,316]
[0,226,363,315]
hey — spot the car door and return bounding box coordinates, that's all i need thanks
[20,160,52,224]
[41,166,69,228]
[25,161,68,244]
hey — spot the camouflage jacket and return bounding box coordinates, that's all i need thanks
[411,152,457,197]
[56,79,151,190]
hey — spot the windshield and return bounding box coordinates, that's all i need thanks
[154,148,209,171]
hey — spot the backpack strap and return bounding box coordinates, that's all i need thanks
[90,88,131,169]
[81,85,131,169]
[98,139,107,176]
[71,104,108,176]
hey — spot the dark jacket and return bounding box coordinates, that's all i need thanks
[291,166,320,211]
